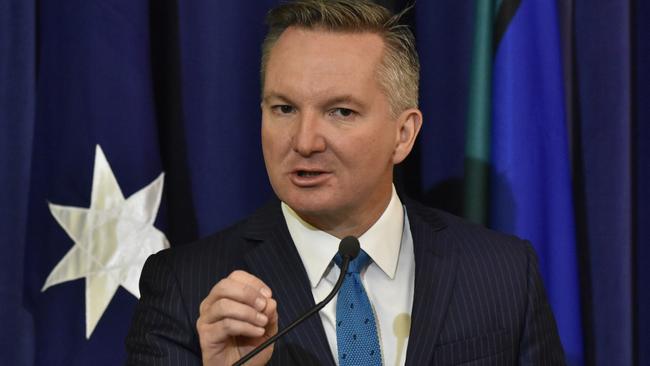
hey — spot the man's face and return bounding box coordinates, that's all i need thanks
[261,27,418,233]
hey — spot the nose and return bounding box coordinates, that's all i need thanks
[292,112,326,156]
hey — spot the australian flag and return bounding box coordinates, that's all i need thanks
[1,0,273,364]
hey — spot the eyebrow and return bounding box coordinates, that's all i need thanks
[321,95,364,109]
[263,92,365,110]
[262,92,293,105]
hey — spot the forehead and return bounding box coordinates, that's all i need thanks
[263,27,385,98]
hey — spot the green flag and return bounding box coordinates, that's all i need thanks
[463,0,497,224]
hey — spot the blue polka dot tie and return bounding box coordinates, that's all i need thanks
[334,250,382,366]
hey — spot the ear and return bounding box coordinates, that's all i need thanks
[393,108,423,164]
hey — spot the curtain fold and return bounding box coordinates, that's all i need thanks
[573,1,634,364]
[635,1,650,364]
[0,0,36,364]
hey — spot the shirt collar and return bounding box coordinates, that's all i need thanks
[282,186,404,288]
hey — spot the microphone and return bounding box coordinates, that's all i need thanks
[233,236,360,366]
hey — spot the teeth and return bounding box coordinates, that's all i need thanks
[299,171,321,177]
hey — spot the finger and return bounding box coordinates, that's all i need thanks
[200,277,268,314]
[229,270,273,298]
[263,298,279,336]
[262,297,277,320]
[201,270,271,306]
[198,318,265,345]
[200,298,269,327]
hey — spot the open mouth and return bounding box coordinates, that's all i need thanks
[297,171,323,177]
[291,169,329,186]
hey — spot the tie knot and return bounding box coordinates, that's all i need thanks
[334,249,371,274]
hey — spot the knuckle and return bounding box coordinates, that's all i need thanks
[230,270,246,279]
[221,318,234,332]
[241,283,254,297]
[196,318,207,334]
[199,301,208,315]
[212,299,226,316]
[236,285,256,306]
[247,307,260,322]
[213,278,229,293]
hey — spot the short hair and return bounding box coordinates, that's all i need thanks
[261,0,419,116]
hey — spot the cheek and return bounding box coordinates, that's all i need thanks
[261,123,292,173]
[358,128,398,159]
[261,126,278,168]
[261,119,278,150]
[341,140,391,178]
[261,128,271,158]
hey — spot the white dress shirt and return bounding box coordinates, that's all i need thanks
[281,186,415,366]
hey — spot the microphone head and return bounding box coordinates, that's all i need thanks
[338,236,360,260]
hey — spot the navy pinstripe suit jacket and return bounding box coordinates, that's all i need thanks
[126,199,566,365]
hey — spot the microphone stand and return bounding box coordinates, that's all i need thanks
[233,255,352,366]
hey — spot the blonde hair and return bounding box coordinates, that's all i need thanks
[261,0,419,116]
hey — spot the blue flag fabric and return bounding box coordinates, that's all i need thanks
[490,1,583,364]
[18,1,166,364]
[0,0,37,364]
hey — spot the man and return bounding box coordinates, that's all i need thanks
[126,1,566,365]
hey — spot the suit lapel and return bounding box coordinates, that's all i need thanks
[404,202,459,366]
[242,201,335,366]
[238,199,458,365]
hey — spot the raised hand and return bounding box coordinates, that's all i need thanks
[196,270,278,366]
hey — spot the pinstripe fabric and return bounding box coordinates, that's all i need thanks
[126,198,565,365]
[243,210,335,366]
[403,200,565,365]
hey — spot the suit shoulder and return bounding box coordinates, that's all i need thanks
[148,216,258,280]
[406,200,534,260]
[150,199,282,270]
[441,209,528,247]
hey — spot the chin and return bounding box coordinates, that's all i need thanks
[281,190,338,217]
[283,196,325,215]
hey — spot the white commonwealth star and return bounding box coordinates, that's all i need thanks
[42,145,169,338]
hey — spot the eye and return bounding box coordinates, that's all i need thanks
[271,105,295,115]
[329,108,355,118]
